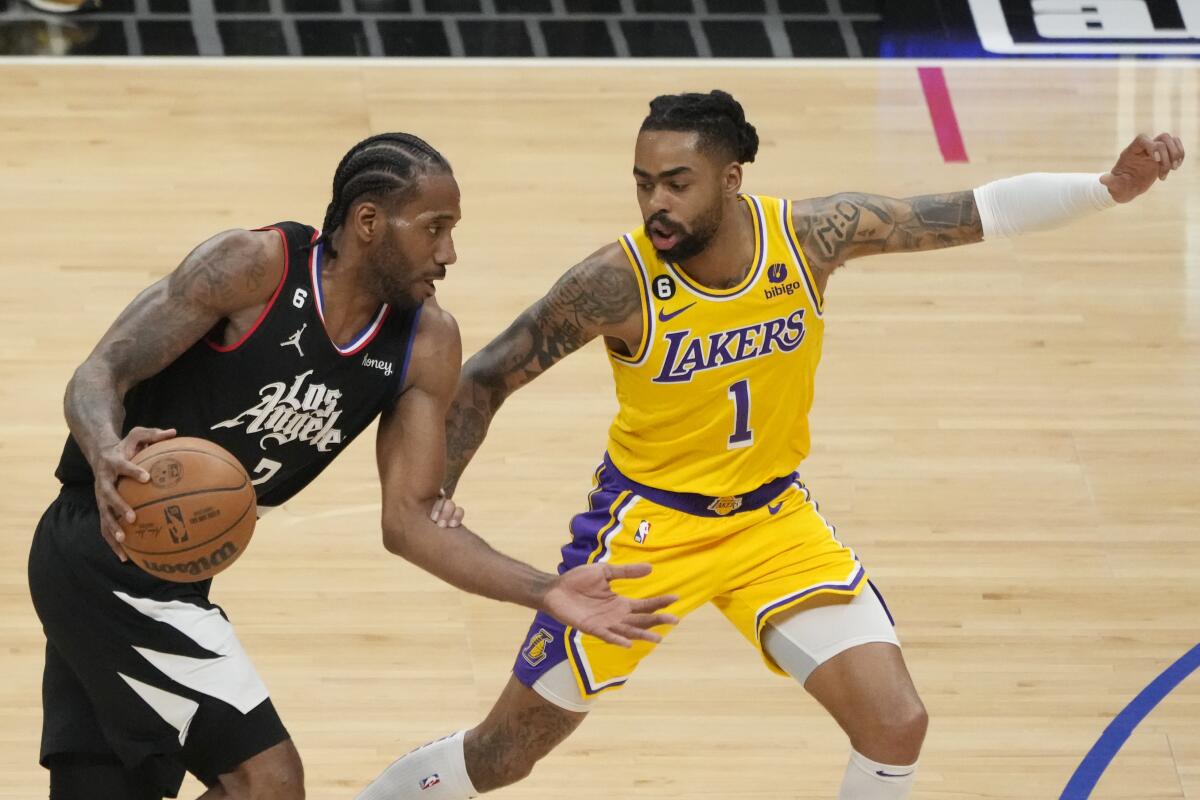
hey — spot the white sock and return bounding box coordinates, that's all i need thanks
[837,748,917,799]
[357,730,478,800]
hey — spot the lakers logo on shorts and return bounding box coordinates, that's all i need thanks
[707,495,743,516]
[521,628,554,667]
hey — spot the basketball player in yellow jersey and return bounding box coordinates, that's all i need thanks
[358,93,1184,800]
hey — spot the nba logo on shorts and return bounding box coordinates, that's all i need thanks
[521,628,554,667]
[768,262,788,283]
[419,774,441,790]
[634,520,650,544]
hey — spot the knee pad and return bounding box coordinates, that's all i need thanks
[763,583,900,685]
[530,661,594,713]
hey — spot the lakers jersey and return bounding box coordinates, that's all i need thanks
[606,194,824,497]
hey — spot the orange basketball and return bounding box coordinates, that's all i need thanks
[116,437,256,583]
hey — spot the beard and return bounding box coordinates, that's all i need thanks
[645,201,723,263]
[367,237,424,310]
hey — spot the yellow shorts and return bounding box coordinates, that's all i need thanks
[512,455,866,698]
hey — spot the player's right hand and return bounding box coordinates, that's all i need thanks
[93,426,177,562]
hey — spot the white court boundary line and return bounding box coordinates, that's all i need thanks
[1,56,1200,68]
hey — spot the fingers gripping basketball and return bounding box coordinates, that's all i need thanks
[116,437,257,582]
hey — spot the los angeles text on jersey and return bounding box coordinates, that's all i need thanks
[653,308,807,384]
[212,369,345,451]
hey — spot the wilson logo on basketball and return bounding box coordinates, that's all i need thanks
[211,369,345,452]
[141,540,239,578]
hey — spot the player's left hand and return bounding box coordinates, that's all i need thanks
[543,562,679,648]
[430,489,464,528]
[1102,133,1185,203]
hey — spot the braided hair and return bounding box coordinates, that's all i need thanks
[312,132,451,258]
[640,90,759,164]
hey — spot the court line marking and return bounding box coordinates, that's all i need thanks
[1061,643,1200,799]
[917,66,968,163]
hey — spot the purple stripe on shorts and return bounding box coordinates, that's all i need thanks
[569,628,627,695]
[513,468,626,690]
[868,580,895,627]
[753,566,866,634]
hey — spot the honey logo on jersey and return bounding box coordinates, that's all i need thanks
[361,354,393,376]
[211,369,345,452]
[521,628,555,667]
[652,309,807,384]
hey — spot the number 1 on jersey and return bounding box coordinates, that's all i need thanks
[727,379,754,449]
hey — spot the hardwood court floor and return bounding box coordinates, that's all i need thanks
[0,61,1197,799]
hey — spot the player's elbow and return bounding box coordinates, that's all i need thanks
[381,502,433,559]
[64,359,119,422]
[380,517,411,557]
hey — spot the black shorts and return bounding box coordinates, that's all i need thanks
[29,485,289,797]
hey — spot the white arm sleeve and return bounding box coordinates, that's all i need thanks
[973,173,1117,240]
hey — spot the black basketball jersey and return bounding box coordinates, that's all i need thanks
[55,222,423,510]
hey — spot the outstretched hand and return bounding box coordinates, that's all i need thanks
[1102,133,1185,204]
[543,562,679,648]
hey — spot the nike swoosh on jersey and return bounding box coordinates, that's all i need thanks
[767,502,783,515]
[657,302,697,323]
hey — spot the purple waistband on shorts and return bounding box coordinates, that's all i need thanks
[601,453,796,518]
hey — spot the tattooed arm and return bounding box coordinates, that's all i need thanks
[793,133,1188,285]
[67,228,283,555]
[378,303,676,643]
[443,242,642,496]
[791,191,983,283]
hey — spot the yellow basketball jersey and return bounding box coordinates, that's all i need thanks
[606,194,825,497]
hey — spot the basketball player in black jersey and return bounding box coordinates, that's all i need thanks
[27,133,677,800]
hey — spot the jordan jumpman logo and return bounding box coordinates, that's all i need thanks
[281,323,306,357]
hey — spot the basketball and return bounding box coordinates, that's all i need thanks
[116,437,256,583]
